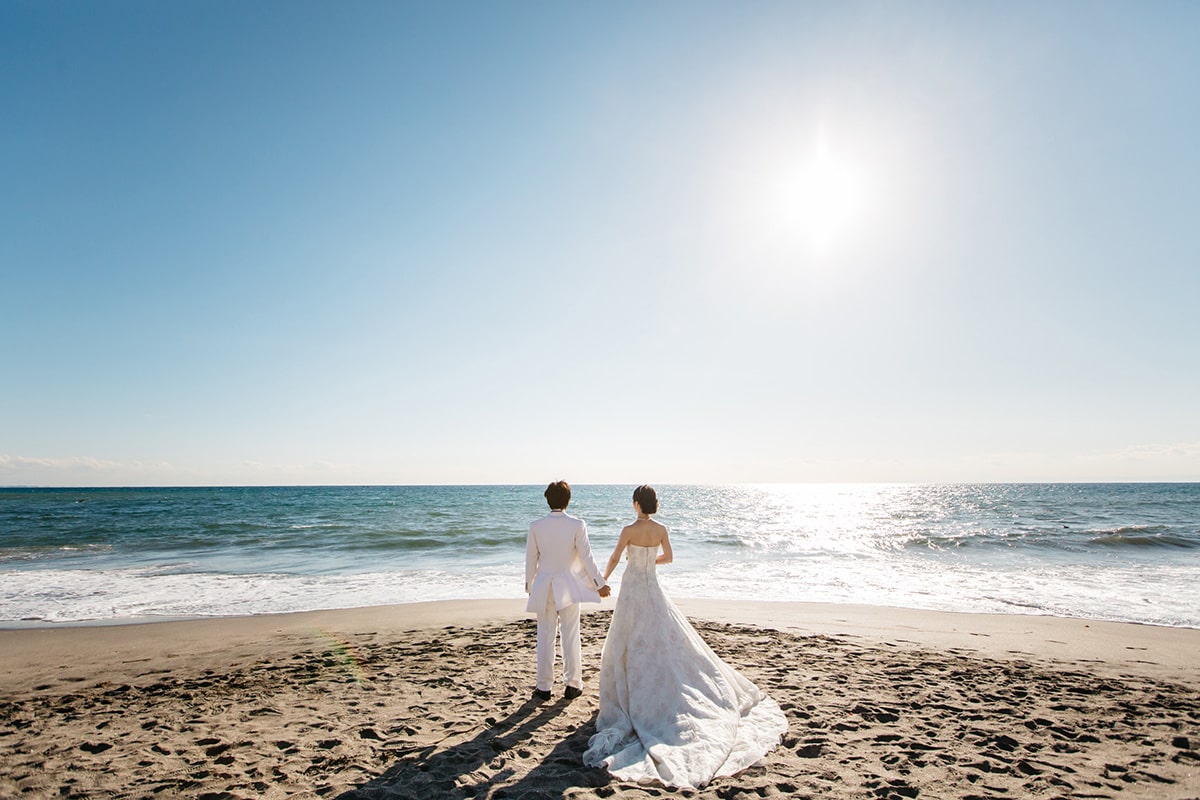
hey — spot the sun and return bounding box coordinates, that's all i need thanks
[764,130,872,259]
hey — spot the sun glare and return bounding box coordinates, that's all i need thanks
[763,131,873,259]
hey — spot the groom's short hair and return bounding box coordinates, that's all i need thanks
[544,481,571,509]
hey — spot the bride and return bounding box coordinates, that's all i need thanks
[582,485,787,788]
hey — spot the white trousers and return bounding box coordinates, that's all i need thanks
[536,595,582,691]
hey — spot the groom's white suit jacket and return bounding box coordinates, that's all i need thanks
[525,510,607,613]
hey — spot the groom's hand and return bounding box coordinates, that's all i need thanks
[598,585,611,598]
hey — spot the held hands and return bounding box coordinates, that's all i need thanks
[598,585,612,598]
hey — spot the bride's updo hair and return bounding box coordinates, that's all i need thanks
[633,484,658,515]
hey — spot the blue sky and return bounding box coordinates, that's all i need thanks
[2,1,1198,486]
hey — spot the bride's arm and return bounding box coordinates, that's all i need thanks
[655,529,673,565]
[603,527,630,581]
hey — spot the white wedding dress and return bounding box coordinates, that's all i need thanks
[583,544,787,788]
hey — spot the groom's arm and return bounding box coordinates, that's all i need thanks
[525,526,538,593]
[574,521,607,590]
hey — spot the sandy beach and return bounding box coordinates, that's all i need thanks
[2,599,1198,799]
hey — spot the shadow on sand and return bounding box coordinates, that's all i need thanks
[335,695,609,800]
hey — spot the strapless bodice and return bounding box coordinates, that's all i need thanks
[626,543,659,569]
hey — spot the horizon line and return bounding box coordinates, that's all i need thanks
[4,480,1199,490]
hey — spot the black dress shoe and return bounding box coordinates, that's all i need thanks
[564,686,583,700]
[532,688,552,701]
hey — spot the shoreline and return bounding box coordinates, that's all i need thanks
[3,599,1199,798]
[4,599,1199,691]
[6,595,1200,633]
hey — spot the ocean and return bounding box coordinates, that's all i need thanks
[1,484,1198,628]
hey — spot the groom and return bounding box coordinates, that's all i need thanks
[525,480,610,701]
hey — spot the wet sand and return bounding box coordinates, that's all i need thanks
[2,599,1198,799]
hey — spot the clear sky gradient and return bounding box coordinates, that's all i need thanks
[3,1,1198,486]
